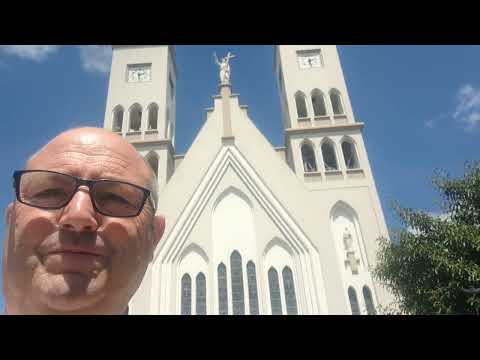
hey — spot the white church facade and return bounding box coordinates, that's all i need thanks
[103,45,392,315]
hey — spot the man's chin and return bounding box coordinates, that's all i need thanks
[34,271,108,314]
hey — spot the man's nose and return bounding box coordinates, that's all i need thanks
[58,187,99,232]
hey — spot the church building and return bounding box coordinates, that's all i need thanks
[103,45,392,315]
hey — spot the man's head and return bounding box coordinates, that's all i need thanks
[3,127,165,314]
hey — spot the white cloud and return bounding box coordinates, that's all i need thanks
[78,45,112,74]
[406,211,451,235]
[424,113,448,129]
[0,45,60,62]
[453,84,480,132]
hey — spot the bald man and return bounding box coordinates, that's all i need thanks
[3,127,165,314]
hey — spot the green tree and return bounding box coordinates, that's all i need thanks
[375,162,480,315]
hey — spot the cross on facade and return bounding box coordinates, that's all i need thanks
[345,251,360,275]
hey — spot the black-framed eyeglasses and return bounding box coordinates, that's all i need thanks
[13,170,156,218]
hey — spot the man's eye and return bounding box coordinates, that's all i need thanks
[100,192,132,205]
[33,188,67,198]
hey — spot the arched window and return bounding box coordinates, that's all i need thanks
[181,274,192,315]
[301,143,317,172]
[330,90,344,115]
[196,273,206,315]
[129,104,142,131]
[218,263,228,315]
[341,140,360,169]
[230,251,245,315]
[311,89,327,117]
[148,103,158,130]
[268,267,282,315]
[165,108,170,139]
[321,140,339,171]
[247,261,259,315]
[363,286,377,315]
[295,92,308,118]
[112,106,123,133]
[282,266,298,315]
[348,286,360,315]
[146,153,159,179]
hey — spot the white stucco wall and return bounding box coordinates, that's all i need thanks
[111,45,394,315]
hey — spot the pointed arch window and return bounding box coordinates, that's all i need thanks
[112,106,124,133]
[146,153,159,179]
[322,141,339,171]
[348,286,360,315]
[196,273,207,315]
[363,286,377,315]
[169,73,175,100]
[181,274,192,315]
[165,108,170,139]
[218,263,228,315]
[148,103,158,130]
[342,140,360,169]
[282,266,298,315]
[330,90,344,115]
[301,143,317,173]
[311,89,327,117]
[129,104,142,131]
[295,92,308,118]
[268,267,282,315]
[230,251,245,315]
[247,261,259,315]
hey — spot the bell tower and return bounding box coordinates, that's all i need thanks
[274,45,369,184]
[274,45,393,310]
[103,45,177,194]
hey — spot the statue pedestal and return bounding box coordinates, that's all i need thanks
[219,83,232,138]
[218,82,232,92]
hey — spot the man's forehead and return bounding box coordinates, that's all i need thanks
[26,128,150,181]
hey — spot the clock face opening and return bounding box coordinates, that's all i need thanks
[127,63,152,83]
[296,50,322,69]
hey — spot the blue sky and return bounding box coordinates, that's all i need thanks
[0,45,479,311]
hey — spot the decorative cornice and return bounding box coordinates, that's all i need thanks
[285,123,364,136]
[130,138,175,155]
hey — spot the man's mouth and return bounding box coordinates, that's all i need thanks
[46,245,107,258]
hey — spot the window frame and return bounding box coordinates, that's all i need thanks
[329,89,345,116]
[301,141,318,173]
[321,139,340,172]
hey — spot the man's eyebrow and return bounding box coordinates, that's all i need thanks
[30,167,144,184]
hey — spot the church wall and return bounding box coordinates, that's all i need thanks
[227,98,348,314]
[128,83,390,315]
[153,97,225,243]
[169,166,333,314]
[126,45,393,314]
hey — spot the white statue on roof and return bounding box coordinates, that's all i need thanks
[214,51,236,85]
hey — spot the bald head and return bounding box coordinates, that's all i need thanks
[27,127,158,207]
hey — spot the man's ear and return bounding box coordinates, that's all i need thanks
[152,215,165,250]
[5,203,14,226]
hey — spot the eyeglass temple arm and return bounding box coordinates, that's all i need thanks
[148,193,157,213]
